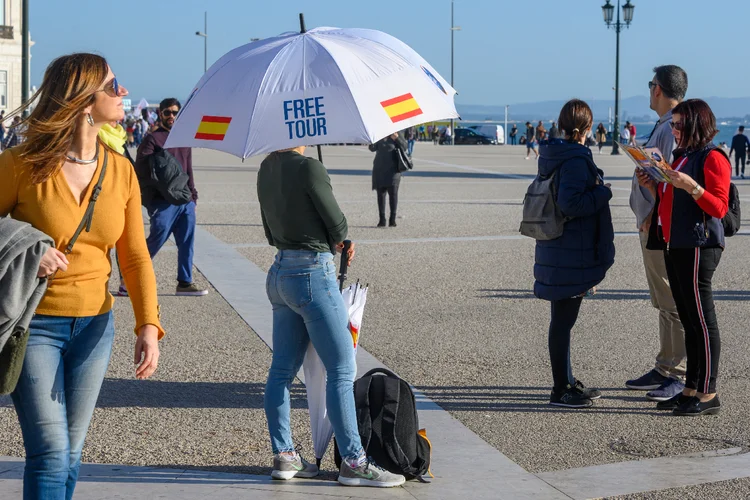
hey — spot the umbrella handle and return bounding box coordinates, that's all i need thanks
[338,239,352,291]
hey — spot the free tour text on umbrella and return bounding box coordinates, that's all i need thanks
[283,97,328,140]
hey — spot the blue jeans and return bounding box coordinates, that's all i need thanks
[11,312,115,500]
[264,250,363,460]
[146,200,196,283]
[407,139,415,156]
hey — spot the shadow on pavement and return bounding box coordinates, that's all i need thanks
[94,379,308,409]
[418,385,664,416]
[478,288,750,301]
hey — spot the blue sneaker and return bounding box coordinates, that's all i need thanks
[646,378,685,402]
[625,369,668,390]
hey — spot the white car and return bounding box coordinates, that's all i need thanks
[469,125,505,145]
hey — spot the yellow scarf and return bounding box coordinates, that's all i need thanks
[98,123,127,154]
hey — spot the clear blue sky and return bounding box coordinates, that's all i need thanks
[31,0,749,106]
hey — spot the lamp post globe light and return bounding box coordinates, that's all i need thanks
[602,0,634,155]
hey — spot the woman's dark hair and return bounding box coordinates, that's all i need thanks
[672,99,717,151]
[558,99,593,143]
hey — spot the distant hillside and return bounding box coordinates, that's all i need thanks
[458,97,750,123]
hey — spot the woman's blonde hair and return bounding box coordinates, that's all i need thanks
[14,53,109,183]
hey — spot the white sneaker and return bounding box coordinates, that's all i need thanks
[338,458,406,488]
[271,453,319,480]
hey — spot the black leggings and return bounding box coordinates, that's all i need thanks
[663,247,722,394]
[548,296,583,391]
[377,186,399,219]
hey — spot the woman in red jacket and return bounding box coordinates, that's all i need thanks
[637,99,730,416]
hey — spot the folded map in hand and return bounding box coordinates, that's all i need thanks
[620,143,673,184]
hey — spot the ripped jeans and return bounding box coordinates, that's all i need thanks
[11,312,115,500]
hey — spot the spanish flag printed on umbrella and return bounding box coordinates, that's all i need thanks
[195,115,232,141]
[380,93,423,123]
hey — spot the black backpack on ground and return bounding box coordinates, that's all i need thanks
[135,147,192,207]
[334,368,432,481]
[697,147,741,237]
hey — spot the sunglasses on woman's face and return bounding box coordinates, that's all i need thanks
[670,121,684,131]
[162,109,179,117]
[96,77,121,98]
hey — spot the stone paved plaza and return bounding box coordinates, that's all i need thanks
[1,143,749,499]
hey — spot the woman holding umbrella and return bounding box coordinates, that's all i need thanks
[369,132,407,227]
[258,145,405,488]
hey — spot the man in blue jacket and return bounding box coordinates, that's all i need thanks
[729,126,750,179]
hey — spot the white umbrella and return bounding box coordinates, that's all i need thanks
[164,24,458,157]
[303,281,368,467]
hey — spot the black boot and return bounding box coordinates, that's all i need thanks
[389,215,397,227]
[377,215,386,228]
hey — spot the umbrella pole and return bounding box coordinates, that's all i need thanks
[317,144,323,162]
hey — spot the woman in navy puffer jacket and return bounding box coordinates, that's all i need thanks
[533,99,615,409]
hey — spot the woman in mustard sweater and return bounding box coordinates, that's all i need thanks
[0,54,164,499]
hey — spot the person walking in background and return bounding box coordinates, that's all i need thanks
[369,132,406,227]
[0,110,6,149]
[536,120,547,142]
[443,125,452,145]
[629,121,638,146]
[257,145,406,488]
[549,121,560,139]
[3,116,23,149]
[533,99,615,408]
[595,123,607,154]
[510,124,518,145]
[0,53,163,500]
[418,124,426,141]
[405,126,417,156]
[432,124,440,145]
[729,125,750,179]
[636,99,730,416]
[134,98,208,297]
[626,65,689,402]
[622,123,631,145]
[524,122,538,159]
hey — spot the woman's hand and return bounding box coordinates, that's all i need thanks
[335,241,356,265]
[37,247,69,278]
[635,169,657,195]
[665,169,698,193]
[134,325,160,380]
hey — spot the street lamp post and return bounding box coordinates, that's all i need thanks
[21,0,29,114]
[195,11,208,73]
[602,0,634,155]
[450,0,460,146]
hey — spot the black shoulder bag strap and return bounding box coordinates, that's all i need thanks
[64,148,108,255]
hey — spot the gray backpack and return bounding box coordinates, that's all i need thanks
[519,167,570,240]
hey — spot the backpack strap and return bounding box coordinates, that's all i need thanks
[354,375,374,453]
[361,367,399,378]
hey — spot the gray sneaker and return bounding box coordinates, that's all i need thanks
[175,283,208,296]
[338,458,406,488]
[271,453,319,480]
